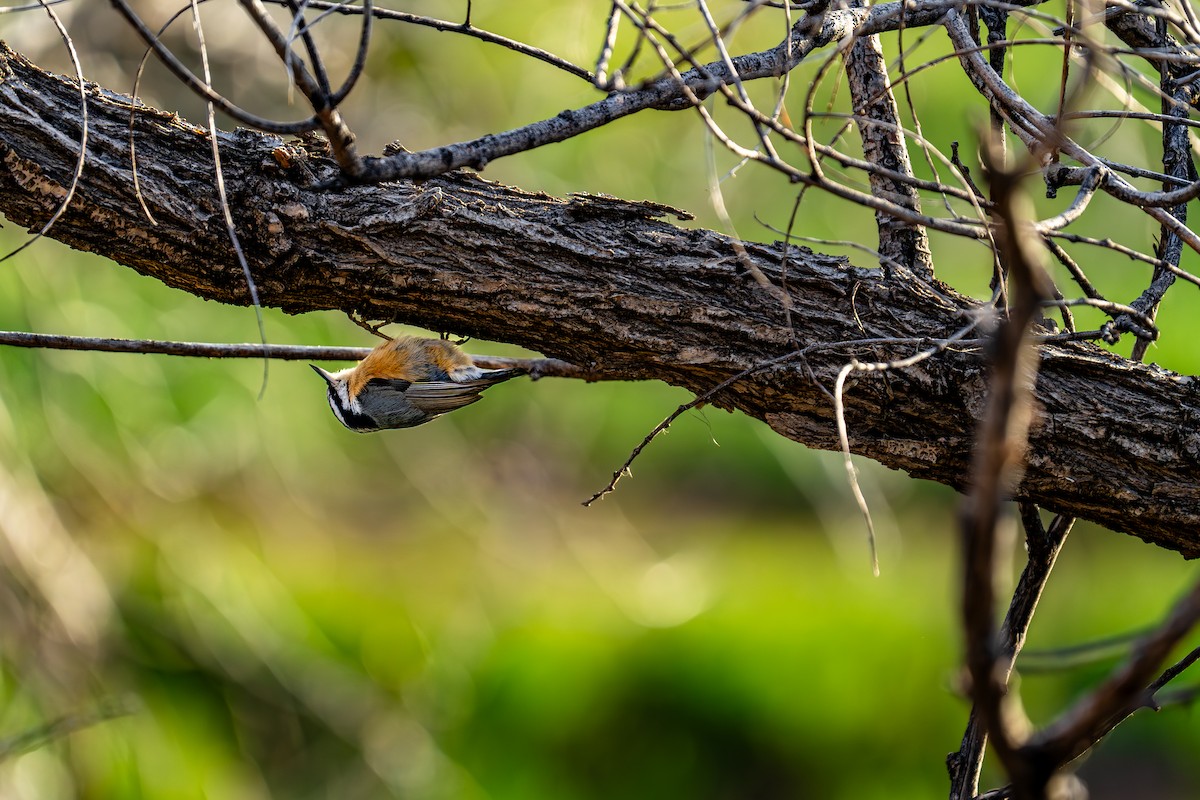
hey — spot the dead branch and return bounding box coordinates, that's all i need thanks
[0,330,588,379]
[958,153,1052,800]
[845,0,934,280]
[3,44,1200,555]
[947,508,1073,799]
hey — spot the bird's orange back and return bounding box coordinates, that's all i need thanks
[346,337,475,399]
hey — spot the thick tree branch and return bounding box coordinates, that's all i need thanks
[2,45,1200,556]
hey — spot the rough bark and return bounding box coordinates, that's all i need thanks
[846,2,934,281]
[1,44,1199,556]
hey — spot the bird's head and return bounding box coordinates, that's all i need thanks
[311,364,380,432]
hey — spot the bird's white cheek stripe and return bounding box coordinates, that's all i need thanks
[328,396,349,428]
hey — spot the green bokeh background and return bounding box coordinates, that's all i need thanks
[1,2,1198,798]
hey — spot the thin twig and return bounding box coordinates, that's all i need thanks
[0,330,589,379]
[948,509,1073,800]
[278,0,593,81]
[583,347,809,506]
[190,0,270,396]
[1026,578,1200,768]
[595,2,623,88]
[833,319,983,576]
[110,0,324,134]
[238,0,364,176]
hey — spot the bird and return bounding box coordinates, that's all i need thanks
[311,336,523,432]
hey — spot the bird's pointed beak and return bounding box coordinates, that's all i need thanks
[311,364,337,386]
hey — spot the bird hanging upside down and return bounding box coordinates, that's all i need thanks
[311,336,524,432]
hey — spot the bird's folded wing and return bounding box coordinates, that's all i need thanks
[402,381,489,415]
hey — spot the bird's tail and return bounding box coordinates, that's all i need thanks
[475,367,525,385]
[450,366,526,386]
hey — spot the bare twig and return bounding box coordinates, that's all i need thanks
[1026,579,1200,769]
[583,347,810,506]
[958,150,1053,799]
[109,0,324,134]
[833,319,984,575]
[0,331,589,379]
[346,0,967,182]
[188,0,270,396]
[278,0,593,81]
[595,2,623,88]
[1040,297,1157,339]
[237,0,364,176]
[948,509,1073,800]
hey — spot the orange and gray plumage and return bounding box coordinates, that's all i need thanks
[312,336,523,432]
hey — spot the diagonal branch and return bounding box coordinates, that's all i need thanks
[948,508,1073,800]
[1025,578,1200,769]
[3,45,1200,556]
[347,0,967,181]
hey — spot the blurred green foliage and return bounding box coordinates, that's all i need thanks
[0,2,1198,799]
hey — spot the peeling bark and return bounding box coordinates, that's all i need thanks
[1,45,1199,556]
